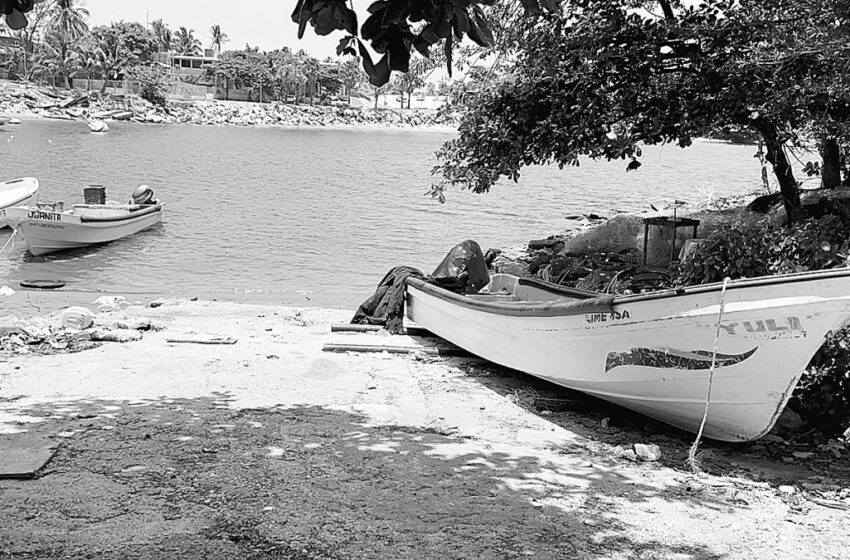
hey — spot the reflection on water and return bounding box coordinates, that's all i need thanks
[0,120,764,309]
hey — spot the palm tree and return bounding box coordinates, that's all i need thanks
[47,0,90,43]
[74,40,98,90]
[172,27,201,56]
[150,19,172,52]
[32,30,81,89]
[209,24,229,56]
[92,28,138,93]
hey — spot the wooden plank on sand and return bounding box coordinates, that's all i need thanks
[322,343,472,357]
[330,324,434,337]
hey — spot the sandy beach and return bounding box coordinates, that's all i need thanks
[1,293,849,559]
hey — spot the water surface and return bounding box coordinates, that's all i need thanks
[0,120,765,308]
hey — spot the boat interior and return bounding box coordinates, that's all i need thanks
[455,267,850,307]
[472,273,596,303]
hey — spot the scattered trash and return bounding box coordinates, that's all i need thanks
[778,485,797,495]
[0,286,14,296]
[792,451,814,460]
[633,443,663,462]
[116,318,153,331]
[93,295,126,312]
[59,307,95,330]
[90,328,143,343]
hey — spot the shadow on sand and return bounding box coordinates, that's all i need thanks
[0,394,727,560]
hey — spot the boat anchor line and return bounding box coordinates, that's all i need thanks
[605,346,759,373]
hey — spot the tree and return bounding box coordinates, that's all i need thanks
[207,49,272,101]
[392,49,443,109]
[426,1,850,223]
[291,0,497,87]
[108,20,158,63]
[172,26,201,56]
[31,29,80,89]
[12,0,51,78]
[89,25,138,92]
[337,57,364,103]
[150,19,171,52]
[126,64,169,106]
[74,38,99,90]
[47,0,89,42]
[209,24,228,56]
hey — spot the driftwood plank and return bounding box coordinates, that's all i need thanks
[330,324,434,337]
[165,336,238,345]
[322,343,472,358]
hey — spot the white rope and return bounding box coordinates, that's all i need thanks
[688,276,731,473]
[0,228,17,254]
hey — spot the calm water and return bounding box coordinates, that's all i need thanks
[0,119,765,309]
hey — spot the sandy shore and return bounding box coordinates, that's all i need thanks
[1,295,849,558]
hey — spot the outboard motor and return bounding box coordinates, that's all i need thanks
[131,185,155,205]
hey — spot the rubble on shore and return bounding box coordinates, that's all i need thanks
[0,82,458,129]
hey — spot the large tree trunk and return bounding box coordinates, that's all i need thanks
[820,138,841,188]
[658,0,676,21]
[756,119,802,223]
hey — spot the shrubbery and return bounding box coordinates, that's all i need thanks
[675,212,850,436]
[127,65,170,107]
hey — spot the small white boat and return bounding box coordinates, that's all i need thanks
[0,177,39,229]
[406,269,850,442]
[87,119,109,133]
[6,198,162,256]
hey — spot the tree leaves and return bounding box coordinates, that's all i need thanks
[357,38,390,86]
[294,0,503,87]
[291,0,358,39]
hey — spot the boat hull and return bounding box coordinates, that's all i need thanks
[8,204,162,255]
[0,177,39,229]
[406,270,850,442]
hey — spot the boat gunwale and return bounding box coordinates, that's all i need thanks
[406,267,850,317]
[77,204,162,223]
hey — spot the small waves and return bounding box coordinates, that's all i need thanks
[0,121,762,309]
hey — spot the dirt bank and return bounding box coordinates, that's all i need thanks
[1,299,849,559]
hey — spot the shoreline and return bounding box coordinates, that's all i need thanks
[1,296,848,558]
[0,81,460,131]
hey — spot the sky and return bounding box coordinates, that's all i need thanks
[84,0,349,59]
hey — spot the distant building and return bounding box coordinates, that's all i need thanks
[153,49,217,79]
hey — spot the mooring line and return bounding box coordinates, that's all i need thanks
[688,276,730,472]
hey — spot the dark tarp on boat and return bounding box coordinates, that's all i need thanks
[351,240,490,334]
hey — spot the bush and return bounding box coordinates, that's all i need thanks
[792,330,850,435]
[127,65,170,107]
[675,212,850,436]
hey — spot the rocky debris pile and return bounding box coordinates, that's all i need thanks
[0,306,158,357]
[0,82,458,129]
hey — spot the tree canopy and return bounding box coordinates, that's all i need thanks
[291,0,512,86]
[290,1,850,222]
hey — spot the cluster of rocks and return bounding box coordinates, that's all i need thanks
[0,82,458,129]
[163,100,458,128]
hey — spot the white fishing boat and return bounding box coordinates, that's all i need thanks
[6,185,163,256]
[406,269,850,442]
[0,177,39,229]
